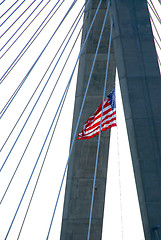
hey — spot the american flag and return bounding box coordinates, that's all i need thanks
[77,89,116,140]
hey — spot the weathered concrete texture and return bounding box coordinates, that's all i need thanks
[60,0,116,239]
[110,0,161,239]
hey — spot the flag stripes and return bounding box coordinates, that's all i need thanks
[77,89,116,140]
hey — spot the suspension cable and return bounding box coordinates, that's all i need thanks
[87,9,112,240]
[0,0,75,117]
[16,65,71,240]
[10,28,83,239]
[4,17,84,236]
[0,3,85,152]
[148,0,161,23]
[0,25,83,205]
[3,0,100,237]
[46,0,106,239]
[0,0,64,83]
[154,35,161,51]
[1,0,51,58]
[1,0,25,26]
[147,4,161,68]
[1,0,19,19]
[157,53,161,67]
[113,74,125,240]
[0,0,83,172]
[153,36,161,68]
[1,0,44,51]
[115,108,124,240]
[1,0,36,37]
[0,0,6,5]
[149,11,161,44]
[4,79,71,240]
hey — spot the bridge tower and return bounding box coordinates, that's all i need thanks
[60,1,161,240]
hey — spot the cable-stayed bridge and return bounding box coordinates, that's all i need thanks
[0,0,161,239]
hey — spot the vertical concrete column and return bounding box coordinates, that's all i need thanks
[60,0,116,239]
[110,0,161,239]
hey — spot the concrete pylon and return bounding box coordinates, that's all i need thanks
[60,0,115,239]
[109,0,161,239]
[61,0,161,239]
